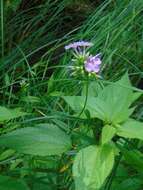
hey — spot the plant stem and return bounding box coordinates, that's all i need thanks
[1,0,4,58]
[78,76,89,117]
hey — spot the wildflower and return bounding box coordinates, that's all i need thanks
[84,54,101,73]
[65,41,93,50]
[65,40,101,76]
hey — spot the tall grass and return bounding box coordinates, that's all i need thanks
[78,0,143,80]
[2,0,142,117]
[50,0,143,100]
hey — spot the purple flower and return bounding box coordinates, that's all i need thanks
[65,41,93,50]
[84,54,101,73]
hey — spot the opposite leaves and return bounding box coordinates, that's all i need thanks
[63,73,141,124]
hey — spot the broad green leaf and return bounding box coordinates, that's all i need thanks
[73,145,114,190]
[97,73,137,124]
[0,106,27,122]
[0,124,71,156]
[98,73,132,104]
[117,119,143,140]
[101,125,116,144]
[82,81,104,97]
[63,95,134,123]
[0,175,29,190]
[63,73,141,124]
[63,96,108,121]
[63,95,134,124]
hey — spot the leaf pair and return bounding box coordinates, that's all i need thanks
[63,73,143,190]
[63,73,141,124]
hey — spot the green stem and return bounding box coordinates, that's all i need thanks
[1,0,4,58]
[72,76,89,129]
[78,76,89,117]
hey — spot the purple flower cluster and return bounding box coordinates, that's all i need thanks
[65,41,93,50]
[84,54,101,73]
[65,41,101,74]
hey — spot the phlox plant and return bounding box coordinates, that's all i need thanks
[0,40,143,190]
[62,41,143,190]
[0,0,143,189]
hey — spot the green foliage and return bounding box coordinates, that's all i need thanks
[5,0,22,11]
[63,95,107,120]
[123,149,143,172]
[64,73,143,189]
[0,175,29,190]
[0,106,27,122]
[101,125,116,145]
[0,149,15,161]
[111,178,142,190]
[73,145,115,190]
[1,0,143,189]
[97,73,137,124]
[63,73,141,124]
[117,119,143,140]
[0,124,71,156]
